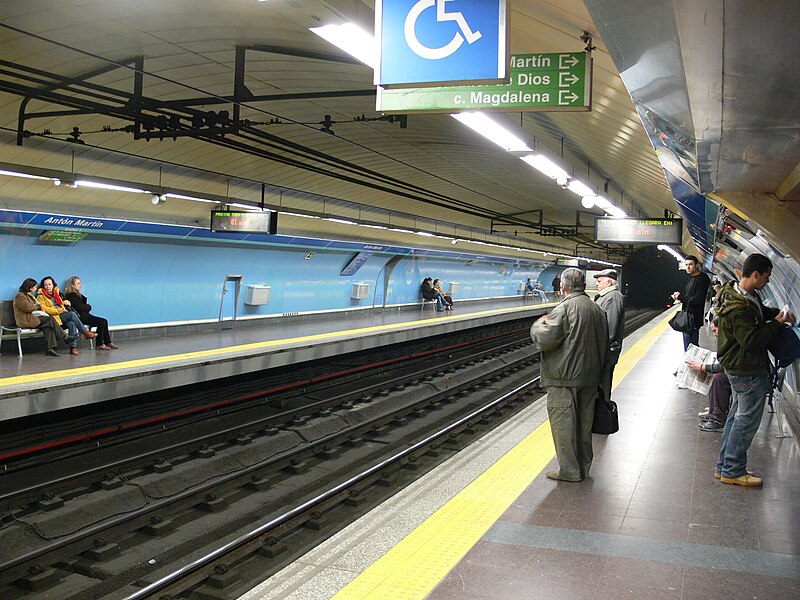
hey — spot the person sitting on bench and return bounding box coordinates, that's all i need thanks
[13,277,68,357]
[37,275,97,356]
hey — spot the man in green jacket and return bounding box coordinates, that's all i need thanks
[715,253,795,486]
[531,268,608,482]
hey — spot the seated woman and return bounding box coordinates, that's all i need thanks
[64,276,117,349]
[420,277,446,312]
[37,275,97,355]
[433,278,454,310]
[13,278,68,356]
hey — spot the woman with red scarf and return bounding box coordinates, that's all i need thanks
[37,275,97,355]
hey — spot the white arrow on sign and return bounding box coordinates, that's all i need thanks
[559,72,579,87]
[558,90,579,104]
[559,54,579,69]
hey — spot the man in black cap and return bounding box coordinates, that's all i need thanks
[594,268,625,398]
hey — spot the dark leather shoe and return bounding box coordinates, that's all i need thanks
[45,349,59,357]
[84,331,97,340]
[70,347,79,356]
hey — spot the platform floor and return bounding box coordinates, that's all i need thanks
[242,310,800,600]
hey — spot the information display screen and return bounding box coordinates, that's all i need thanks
[210,210,277,234]
[595,217,682,245]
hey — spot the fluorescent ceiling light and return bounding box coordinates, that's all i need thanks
[605,205,628,218]
[75,180,148,194]
[281,211,319,219]
[0,169,50,181]
[451,112,531,152]
[326,218,357,225]
[359,223,388,229]
[165,193,218,204]
[658,244,684,262]
[389,227,413,233]
[415,231,435,237]
[593,196,612,209]
[228,203,259,211]
[520,155,569,180]
[566,180,595,197]
[309,23,376,68]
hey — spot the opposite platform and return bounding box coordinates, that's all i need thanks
[0,298,553,420]
[243,310,800,600]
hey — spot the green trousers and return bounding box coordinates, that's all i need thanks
[546,385,596,481]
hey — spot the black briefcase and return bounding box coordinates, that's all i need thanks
[592,386,619,435]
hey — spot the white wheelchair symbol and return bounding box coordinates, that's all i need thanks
[404,0,482,60]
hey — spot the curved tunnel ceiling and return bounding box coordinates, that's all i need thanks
[2,0,795,263]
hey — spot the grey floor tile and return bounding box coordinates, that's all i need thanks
[682,565,800,600]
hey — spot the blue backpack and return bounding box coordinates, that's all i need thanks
[767,326,800,367]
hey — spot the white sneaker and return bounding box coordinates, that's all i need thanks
[698,407,709,418]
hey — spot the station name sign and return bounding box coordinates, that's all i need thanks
[377,52,591,113]
[595,217,683,245]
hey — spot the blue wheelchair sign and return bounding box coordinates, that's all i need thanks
[375,0,508,87]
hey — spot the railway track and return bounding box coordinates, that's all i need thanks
[0,309,659,599]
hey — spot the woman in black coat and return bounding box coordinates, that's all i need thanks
[63,276,118,349]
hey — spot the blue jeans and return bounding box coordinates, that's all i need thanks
[682,327,700,350]
[59,310,87,348]
[716,374,770,478]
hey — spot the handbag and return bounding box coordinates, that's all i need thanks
[668,310,693,333]
[592,386,619,435]
[32,310,48,317]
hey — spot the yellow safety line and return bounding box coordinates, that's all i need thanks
[0,303,556,388]
[332,310,677,600]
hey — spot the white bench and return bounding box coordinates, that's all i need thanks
[1,300,42,357]
[421,298,437,312]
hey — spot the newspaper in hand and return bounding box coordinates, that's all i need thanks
[675,344,716,395]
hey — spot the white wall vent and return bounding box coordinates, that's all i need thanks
[350,282,370,299]
[244,284,271,305]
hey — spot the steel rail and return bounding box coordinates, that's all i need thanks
[123,374,541,599]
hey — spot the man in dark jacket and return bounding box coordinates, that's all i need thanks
[672,255,711,349]
[714,253,795,486]
[531,268,608,482]
[593,268,625,399]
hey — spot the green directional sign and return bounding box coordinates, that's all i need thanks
[377,52,592,113]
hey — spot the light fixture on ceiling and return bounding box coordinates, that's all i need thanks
[75,180,149,194]
[0,169,51,181]
[151,194,166,205]
[605,205,628,218]
[164,192,218,204]
[451,112,531,152]
[657,244,684,263]
[309,23,377,68]
[326,217,357,225]
[520,155,569,181]
[566,179,595,198]
[593,196,612,210]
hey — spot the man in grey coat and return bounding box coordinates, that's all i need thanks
[531,268,608,482]
[593,268,625,399]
